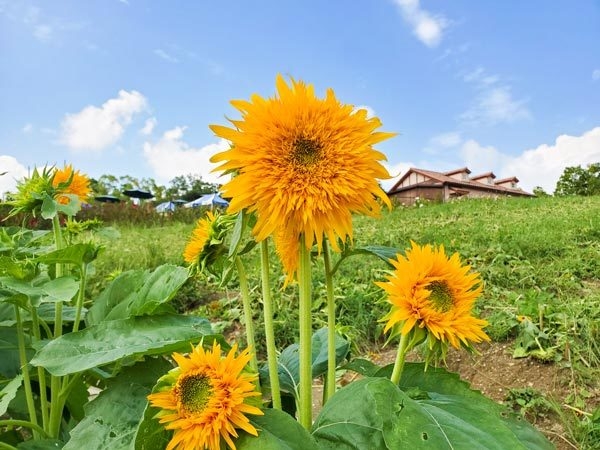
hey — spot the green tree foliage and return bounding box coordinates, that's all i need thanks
[554,163,600,196]
[532,186,550,197]
[164,174,220,201]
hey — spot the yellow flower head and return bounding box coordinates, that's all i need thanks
[273,228,300,285]
[148,342,263,450]
[210,75,395,253]
[52,164,91,205]
[183,211,234,273]
[377,242,490,350]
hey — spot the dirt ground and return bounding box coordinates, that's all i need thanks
[367,341,587,450]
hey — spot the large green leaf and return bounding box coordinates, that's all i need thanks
[0,327,33,378]
[0,374,23,416]
[40,276,80,303]
[235,408,320,450]
[85,265,189,325]
[312,375,553,450]
[259,328,350,398]
[36,243,99,267]
[31,314,214,376]
[332,245,399,275]
[63,357,171,450]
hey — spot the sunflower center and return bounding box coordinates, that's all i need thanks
[427,280,454,312]
[291,138,322,166]
[177,373,213,414]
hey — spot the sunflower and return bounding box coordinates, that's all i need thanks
[7,167,55,216]
[183,211,217,264]
[148,342,263,450]
[210,75,395,253]
[273,228,301,285]
[377,241,489,349]
[52,164,91,205]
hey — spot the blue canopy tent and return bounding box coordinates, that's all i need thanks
[184,193,229,209]
[155,199,187,213]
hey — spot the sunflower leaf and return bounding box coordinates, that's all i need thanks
[63,357,172,450]
[30,314,214,376]
[236,408,320,450]
[312,373,553,450]
[259,327,349,399]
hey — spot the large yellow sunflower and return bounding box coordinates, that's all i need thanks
[52,164,91,205]
[148,342,263,450]
[210,75,395,253]
[377,242,490,349]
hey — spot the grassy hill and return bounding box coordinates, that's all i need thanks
[90,195,600,448]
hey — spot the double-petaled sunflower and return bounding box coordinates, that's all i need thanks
[148,342,263,450]
[377,241,489,349]
[210,75,394,256]
[183,211,234,273]
[52,164,91,205]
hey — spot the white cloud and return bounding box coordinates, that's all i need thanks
[140,117,157,135]
[393,0,447,47]
[0,155,28,196]
[60,90,148,151]
[154,49,179,63]
[353,105,376,119]
[430,131,462,148]
[22,123,33,134]
[143,127,230,185]
[460,86,531,125]
[504,127,600,193]
[457,127,600,193]
[593,69,600,81]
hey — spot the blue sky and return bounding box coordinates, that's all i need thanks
[1,0,599,195]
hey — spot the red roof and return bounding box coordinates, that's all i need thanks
[388,167,534,197]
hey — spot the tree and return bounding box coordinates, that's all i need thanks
[165,174,220,201]
[532,186,550,197]
[554,163,600,196]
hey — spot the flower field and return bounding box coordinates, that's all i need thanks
[1,77,598,449]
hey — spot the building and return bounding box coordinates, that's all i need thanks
[387,167,534,205]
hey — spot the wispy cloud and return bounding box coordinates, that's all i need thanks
[392,0,448,48]
[140,117,157,135]
[60,90,148,152]
[353,105,376,119]
[460,67,531,125]
[154,48,179,63]
[0,155,29,196]
[593,69,600,81]
[22,123,33,134]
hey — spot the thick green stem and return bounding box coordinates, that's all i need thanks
[72,264,87,333]
[30,309,49,431]
[0,419,50,440]
[49,215,65,438]
[298,240,313,429]
[14,305,39,439]
[390,332,410,385]
[234,257,259,375]
[260,240,281,409]
[323,240,336,403]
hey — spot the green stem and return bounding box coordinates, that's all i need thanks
[298,239,313,429]
[234,257,259,375]
[49,215,65,438]
[390,331,410,385]
[0,419,50,440]
[72,264,87,333]
[29,308,49,431]
[323,239,336,403]
[14,305,39,439]
[260,240,281,409]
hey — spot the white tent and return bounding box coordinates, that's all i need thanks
[184,193,229,208]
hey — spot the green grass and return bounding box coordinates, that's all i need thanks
[86,195,600,449]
